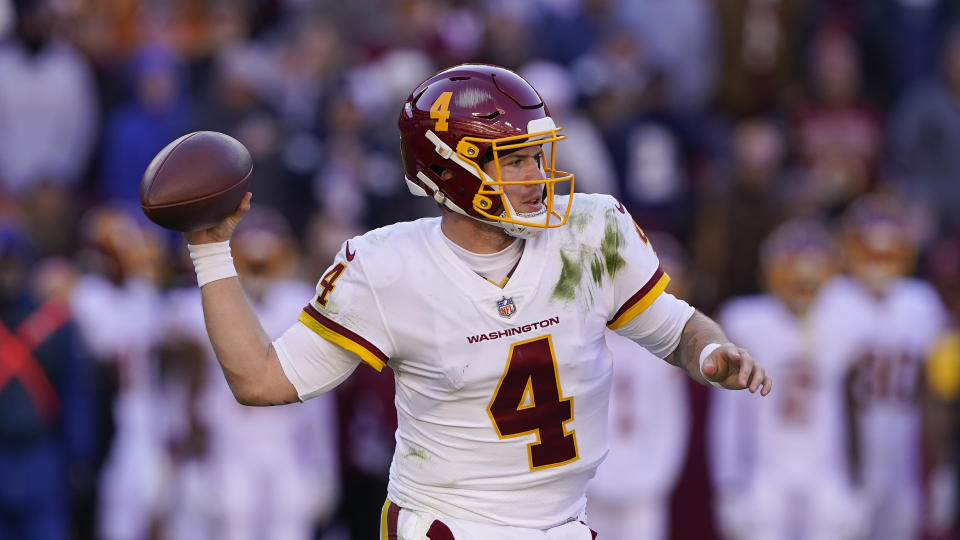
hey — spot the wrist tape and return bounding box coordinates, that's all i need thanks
[699,343,724,388]
[187,241,237,287]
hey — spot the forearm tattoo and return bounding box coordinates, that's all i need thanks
[666,310,728,379]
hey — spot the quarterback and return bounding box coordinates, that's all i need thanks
[184,64,772,539]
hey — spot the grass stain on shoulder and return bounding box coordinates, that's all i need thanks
[568,212,590,233]
[602,212,626,277]
[552,250,583,301]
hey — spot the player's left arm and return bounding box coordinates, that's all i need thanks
[664,310,772,395]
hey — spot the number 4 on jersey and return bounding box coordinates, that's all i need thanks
[487,335,579,471]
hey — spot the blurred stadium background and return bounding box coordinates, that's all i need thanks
[1,0,960,539]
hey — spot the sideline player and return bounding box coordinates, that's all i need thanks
[825,195,948,540]
[709,220,867,540]
[182,64,772,538]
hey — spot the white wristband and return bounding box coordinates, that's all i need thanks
[187,241,237,287]
[699,343,723,388]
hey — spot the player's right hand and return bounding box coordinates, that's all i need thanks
[701,343,772,396]
[184,192,252,245]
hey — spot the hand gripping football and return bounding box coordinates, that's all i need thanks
[140,131,253,232]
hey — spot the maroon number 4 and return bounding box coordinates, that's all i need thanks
[487,335,579,470]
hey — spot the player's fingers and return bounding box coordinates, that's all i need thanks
[231,192,252,218]
[222,193,252,228]
[747,362,765,393]
[733,347,755,388]
[760,374,773,396]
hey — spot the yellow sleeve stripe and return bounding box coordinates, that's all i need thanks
[607,267,671,330]
[298,308,387,372]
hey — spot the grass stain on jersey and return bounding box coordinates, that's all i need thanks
[403,446,428,466]
[601,211,626,277]
[552,251,583,301]
[590,255,604,286]
[568,211,590,233]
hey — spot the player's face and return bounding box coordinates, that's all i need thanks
[843,226,914,296]
[484,146,546,215]
[765,251,835,315]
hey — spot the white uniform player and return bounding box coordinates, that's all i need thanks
[276,192,693,534]
[182,64,772,539]
[69,208,168,540]
[709,220,867,540]
[831,195,949,540]
[823,275,946,540]
[710,293,868,540]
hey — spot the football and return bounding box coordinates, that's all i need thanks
[140,131,253,232]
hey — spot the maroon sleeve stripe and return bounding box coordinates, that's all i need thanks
[607,265,665,325]
[302,304,390,365]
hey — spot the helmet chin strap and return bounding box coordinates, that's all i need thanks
[499,195,548,239]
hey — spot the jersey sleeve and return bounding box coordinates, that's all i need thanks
[292,238,396,372]
[601,197,673,330]
[274,322,360,400]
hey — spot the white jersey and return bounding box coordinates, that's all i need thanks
[709,292,869,539]
[711,293,862,488]
[823,276,946,482]
[276,193,694,528]
[821,276,947,540]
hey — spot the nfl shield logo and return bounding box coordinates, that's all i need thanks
[497,296,516,318]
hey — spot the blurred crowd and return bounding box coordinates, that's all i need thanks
[1,0,960,539]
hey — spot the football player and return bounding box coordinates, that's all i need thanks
[69,205,168,540]
[183,64,772,538]
[709,219,867,540]
[824,194,948,540]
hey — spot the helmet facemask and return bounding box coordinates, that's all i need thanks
[455,118,574,238]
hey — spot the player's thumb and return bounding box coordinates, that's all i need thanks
[701,354,727,381]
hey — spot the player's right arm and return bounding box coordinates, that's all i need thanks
[184,193,301,406]
[187,194,384,407]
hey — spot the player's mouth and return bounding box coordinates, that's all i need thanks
[517,196,543,215]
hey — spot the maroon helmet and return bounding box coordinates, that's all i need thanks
[398,64,574,238]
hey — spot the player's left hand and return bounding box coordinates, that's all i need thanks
[701,343,772,395]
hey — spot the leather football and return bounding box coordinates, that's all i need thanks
[140,131,253,232]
